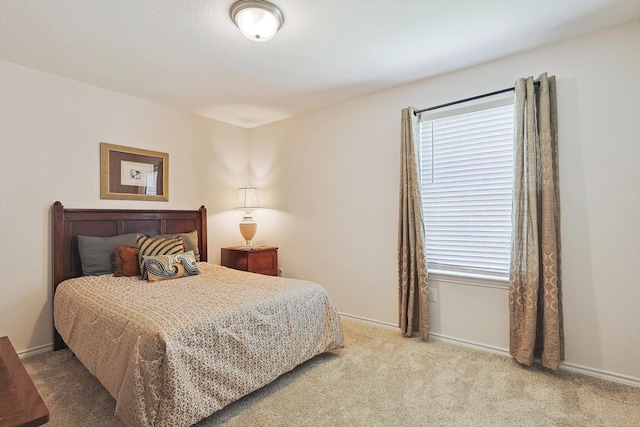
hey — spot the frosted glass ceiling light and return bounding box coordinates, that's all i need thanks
[230,0,284,42]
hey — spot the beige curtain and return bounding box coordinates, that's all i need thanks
[398,107,429,339]
[509,73,564,370]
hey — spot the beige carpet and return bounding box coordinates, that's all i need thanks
[23,318,640,426]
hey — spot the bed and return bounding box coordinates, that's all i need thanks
[52,201,344,427]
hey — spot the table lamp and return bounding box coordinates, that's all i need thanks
[234,186,261,247]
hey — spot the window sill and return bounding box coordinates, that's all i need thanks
[427,269,509,289]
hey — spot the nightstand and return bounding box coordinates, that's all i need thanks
[221,246,278,276]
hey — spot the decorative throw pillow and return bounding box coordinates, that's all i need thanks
[142,251,199,282]
[113,245,141,277]
[78,233,139,276]
[152,230,200,261]
[137,235,184,279]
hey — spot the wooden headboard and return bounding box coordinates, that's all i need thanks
[52,201,208,349]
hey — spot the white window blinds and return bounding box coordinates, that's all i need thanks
[419,95,514,277]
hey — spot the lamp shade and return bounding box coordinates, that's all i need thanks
[235,187,260,210]
[230,0,284,42]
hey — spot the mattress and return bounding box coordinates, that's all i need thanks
[54,262,344,427]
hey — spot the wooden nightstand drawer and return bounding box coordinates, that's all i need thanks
[221,246,278,276]
[249,252,277,275]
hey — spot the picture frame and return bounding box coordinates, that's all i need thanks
[100,142,169,201]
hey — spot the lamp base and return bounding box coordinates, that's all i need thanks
[240,242,261,250]
[241,238,254,247]
[239,220,257,247]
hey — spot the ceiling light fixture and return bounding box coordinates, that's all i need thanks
[230,0,284,42]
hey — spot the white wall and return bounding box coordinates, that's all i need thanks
[0,61,248,354]
[250,20,640,383]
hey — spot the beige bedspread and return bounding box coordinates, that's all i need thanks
[54,263,344,427]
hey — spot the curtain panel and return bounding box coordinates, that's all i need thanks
[509,73,564,370]
[398,107,429,339]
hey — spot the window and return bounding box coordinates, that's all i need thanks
[419,93,514,278]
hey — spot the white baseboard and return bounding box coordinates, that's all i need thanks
[339,312,397,330]
[559,361,640,388]
[428,332,511,357]
[17,343,53,359]
[340,312,640,388]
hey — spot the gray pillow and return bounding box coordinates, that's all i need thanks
[152,230,200,261]
[77,233,139,276]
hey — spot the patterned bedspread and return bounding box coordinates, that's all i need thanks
[54,263,344,427]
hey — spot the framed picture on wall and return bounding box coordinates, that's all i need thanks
[100,142,169,201]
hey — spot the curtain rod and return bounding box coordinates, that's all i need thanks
[414,81,540,115]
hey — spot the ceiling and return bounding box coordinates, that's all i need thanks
[1,0,638,128]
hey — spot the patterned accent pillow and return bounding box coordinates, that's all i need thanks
[137,235,184,279]
[153,231,200,261]
[113,245,141,277]
[142,251,199,282]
